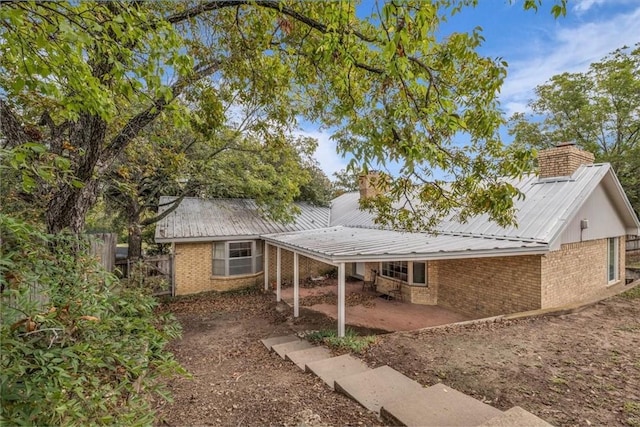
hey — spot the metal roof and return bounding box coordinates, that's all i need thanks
[329,164,632,244]
[155,197,330,242]
[262,226,548,264]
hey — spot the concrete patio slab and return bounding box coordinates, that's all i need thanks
[334,365,425,413]
[272,340,314,359]
[305,354,370,390]
[285,346,332,370]
[478,406,553,427]
[260,335,299,351]
[380,383,502,426]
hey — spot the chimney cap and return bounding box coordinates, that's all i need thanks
[555,142,576,148]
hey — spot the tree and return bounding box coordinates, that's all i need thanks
[1,1,567,235]
[297,162,333,206]
[332,168,360,196]
[509,45,640,215]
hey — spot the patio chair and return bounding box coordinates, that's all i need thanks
[388,281,404,302]
[362,269,378,292]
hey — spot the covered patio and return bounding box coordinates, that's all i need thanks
[262,226,547,337]
[278,279,470,332]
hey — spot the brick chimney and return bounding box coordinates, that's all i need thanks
[537,142,595,178]
[358,171,385,199]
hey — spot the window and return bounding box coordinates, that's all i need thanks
[381,261,408,281]
[212,241,264,277]
[413,262,426,285]
[607,237,618,283]
[381,261,427,285]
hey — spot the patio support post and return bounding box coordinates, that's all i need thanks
[338,262,345,338]
[264,243,270,291]
[293,252,299,317]
[276,246,282,302]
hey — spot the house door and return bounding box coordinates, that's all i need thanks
[355,262,365,277]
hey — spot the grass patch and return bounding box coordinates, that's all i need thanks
[624,401,640,427]
[621,285,640,300]
[306,328,377,353]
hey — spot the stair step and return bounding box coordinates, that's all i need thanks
[334,365,425,414]
[260,335,299,351]
[286,346,332,370]
[272,340,314,359]
[380,383,502,426]
[478,406,553,427]
[305,354,370,390]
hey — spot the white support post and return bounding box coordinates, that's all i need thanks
[408,261,414,286]
[293,252,299,317]
[276,246,282,302]
[264,243,270,291]
[338,262,345,337]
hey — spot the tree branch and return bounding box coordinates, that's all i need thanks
[98,61,221,172]
[0,100,32,148]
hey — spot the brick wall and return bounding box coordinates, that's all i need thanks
[174,242,263,295]
[433,255,542,318]
[541,237,625,307]
[538,143,595,178]
[266,246,335,285]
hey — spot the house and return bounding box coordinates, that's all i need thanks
[155,143,640,336]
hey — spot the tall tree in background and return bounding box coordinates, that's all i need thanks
[332,168,360,196]
[509,45,640,215]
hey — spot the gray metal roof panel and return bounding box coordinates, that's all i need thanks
[155,197,330,241]
[262,226,547,262]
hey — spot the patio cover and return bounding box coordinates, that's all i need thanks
[261,225,549,265]
[260,226,548,337]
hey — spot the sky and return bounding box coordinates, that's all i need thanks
[305,0,640,179]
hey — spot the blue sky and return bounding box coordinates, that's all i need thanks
[303,0,640,179]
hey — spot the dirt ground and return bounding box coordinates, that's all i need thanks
[155,285,640,427]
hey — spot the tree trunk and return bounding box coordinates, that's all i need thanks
[46,179,99,233]
[127,223,143,261]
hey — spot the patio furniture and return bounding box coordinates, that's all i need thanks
[362,269,378,292]
[389,281,404,302]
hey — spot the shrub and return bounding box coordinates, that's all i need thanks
[305,328,377,353]
[0,215,185,425]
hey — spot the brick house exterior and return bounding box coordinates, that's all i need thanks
[157,143,639,320]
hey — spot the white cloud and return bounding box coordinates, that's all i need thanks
[500,6,640,117]
[573,0,606,13]
[295,128,349,179]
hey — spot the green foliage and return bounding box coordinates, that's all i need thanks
[0,215,185,425]
[508,45,640,216]
[332,168,360,197]
[621,284,640,301]
[306,328,377,354]
[1,0,568,235]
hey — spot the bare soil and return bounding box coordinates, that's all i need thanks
[155,286,640,427]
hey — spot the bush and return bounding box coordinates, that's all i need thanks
[305,328,377,353]
[0,215,185,425]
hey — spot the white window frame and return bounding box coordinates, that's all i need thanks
[380,261,428,286]
[212,240,264,277]
[607,237,618,283]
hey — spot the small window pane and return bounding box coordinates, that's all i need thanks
[213,259,225,276]
[213,242,225,259]
[230,242,252,258]
[608,238,617,282]
[229,257,253,275]
[382,261,408,282]
[255,254,264,273]
[413,262,426,284]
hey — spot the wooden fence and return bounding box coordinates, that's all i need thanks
[115,255,173,296]
[88,233,117,272]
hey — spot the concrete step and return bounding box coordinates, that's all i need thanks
[380,383,502,426]
[334,365,425,414]
[260,335,299,351]
[272,340,315,359]
[305,354,370,390]
[478,406,553,427]
[286,346,332,370]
